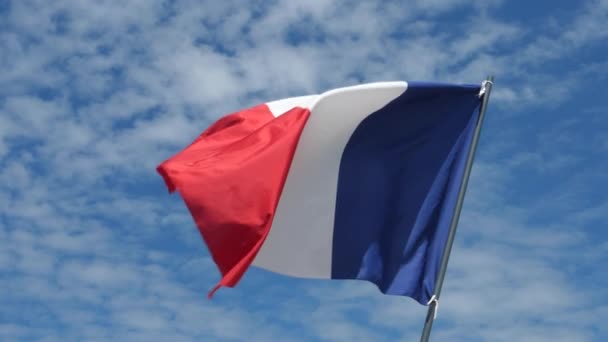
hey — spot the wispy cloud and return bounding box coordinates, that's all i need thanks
[1,0,606,341]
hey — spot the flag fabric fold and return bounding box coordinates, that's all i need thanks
[157,81,482,304]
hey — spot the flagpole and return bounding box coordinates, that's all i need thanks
[419,75,494,342]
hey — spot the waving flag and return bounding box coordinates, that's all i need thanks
[157,81,483,305]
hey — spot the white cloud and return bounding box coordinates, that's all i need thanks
[0,0,606,341]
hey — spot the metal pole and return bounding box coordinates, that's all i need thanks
[420,75,494,342]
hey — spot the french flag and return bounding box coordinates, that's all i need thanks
[157,81,483,305]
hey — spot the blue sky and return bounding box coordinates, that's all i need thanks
[1,0,607,341]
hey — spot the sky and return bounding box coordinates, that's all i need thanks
[0,0,607,341]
